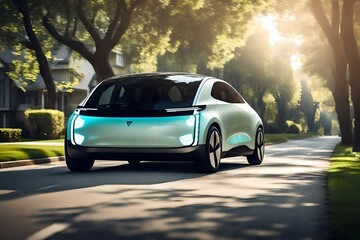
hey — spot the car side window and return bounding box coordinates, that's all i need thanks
[211,82,244,103]
[98,85,115,105]
[227,85,245,103]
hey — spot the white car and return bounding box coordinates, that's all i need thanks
[65,73,265,172]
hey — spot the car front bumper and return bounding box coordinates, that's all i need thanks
[66,140,205,161]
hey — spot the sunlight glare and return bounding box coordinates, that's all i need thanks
[291,54,303,71]
[257,14,282,46]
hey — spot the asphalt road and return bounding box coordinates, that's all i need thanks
[0,136,340,240]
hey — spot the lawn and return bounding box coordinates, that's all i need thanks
[0,141,64,162]
[265,132,315,144]
[328,144,360,239]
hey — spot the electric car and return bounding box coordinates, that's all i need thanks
[65,73,264,172]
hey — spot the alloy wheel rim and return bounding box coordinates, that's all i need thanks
[256,130,265,161]
[209,130,221,168]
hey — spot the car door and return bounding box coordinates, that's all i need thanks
[210,82,242,149]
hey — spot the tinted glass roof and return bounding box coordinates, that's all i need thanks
[105,73,206,84]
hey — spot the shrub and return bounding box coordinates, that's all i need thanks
[25,109,64,139]
[0,128,22,142]
[264,123,282,133]
[286,120,302,134]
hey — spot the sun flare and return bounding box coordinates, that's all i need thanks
[257,14,282,46]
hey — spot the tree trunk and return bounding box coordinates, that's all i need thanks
[257,89,266,121]
[332,44,353,145]
[340,0,360,151]
[311,0,353,145]
[13,0,57,109]
[93,50,115,82]
[275,96,287,132]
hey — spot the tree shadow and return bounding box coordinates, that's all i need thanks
[37,172,334,240]
[0,160,249,202]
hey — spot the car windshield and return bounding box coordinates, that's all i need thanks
[84,75,202,111]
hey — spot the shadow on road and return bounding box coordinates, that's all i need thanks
[0,136,340,240]
[36,170,332,240]
[0,160,248,202]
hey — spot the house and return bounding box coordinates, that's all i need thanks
[0,46,126,129]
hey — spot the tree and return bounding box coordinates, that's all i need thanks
[300,79,320,133]
[43,0,144,82]
[310,0,353,145]
[340,0,360,151]
[224,27,274,120]
[269,46,301,131]
[1,0,57,108]
[158,0,272,75]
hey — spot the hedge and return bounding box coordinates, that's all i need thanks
[25,109,64,140]
[0,128,22,142]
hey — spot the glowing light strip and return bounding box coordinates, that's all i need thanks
[192,113,200,146]
[166,106,205,112]
[77,108,98,111]
[70,115,78,145]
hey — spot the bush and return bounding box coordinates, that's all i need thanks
[286,120,302,134]
[25,109,64,140]
[264,123,282,133]
[0,128,22,142]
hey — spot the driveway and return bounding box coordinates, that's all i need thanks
[0,136,340,240]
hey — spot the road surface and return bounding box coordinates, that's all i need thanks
[0,136,339,240]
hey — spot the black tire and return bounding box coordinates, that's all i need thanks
[128,160,141,165]
[65,145,94,172]
[247,127,265,165]
[196,126,222,173]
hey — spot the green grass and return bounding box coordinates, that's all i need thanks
[0,143,64,162]
[328,145,360,239]
[265,133,315,144]
[21,139,64,143]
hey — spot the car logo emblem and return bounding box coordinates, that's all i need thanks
[126,121,133,126]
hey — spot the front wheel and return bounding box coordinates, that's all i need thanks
[247,127,265,165]
[196,126,222,173]
[65,145,94,172]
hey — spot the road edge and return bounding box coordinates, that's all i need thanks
[0,156,65,169]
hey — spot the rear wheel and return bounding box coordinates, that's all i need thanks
[65,145,94,172]
[196,126,222,173]
[247,127,265,165]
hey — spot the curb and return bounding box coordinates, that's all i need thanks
[0,156,65,169]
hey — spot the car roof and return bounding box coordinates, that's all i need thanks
[104,72,209,83]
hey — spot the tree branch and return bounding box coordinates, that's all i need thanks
[42,16,94,63]
[104,0,123,42]
[331,0,340,36]
[77,0,102,46]
[107,0,144,49]
[310,0,333,41]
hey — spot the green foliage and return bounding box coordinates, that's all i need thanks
[286,120,302,133]
[122,1,175,72]
[25,109,64,140]
[0,128,22,142]
[329,144,360,239]
[158,0,272,73]
[6,44,40,91]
